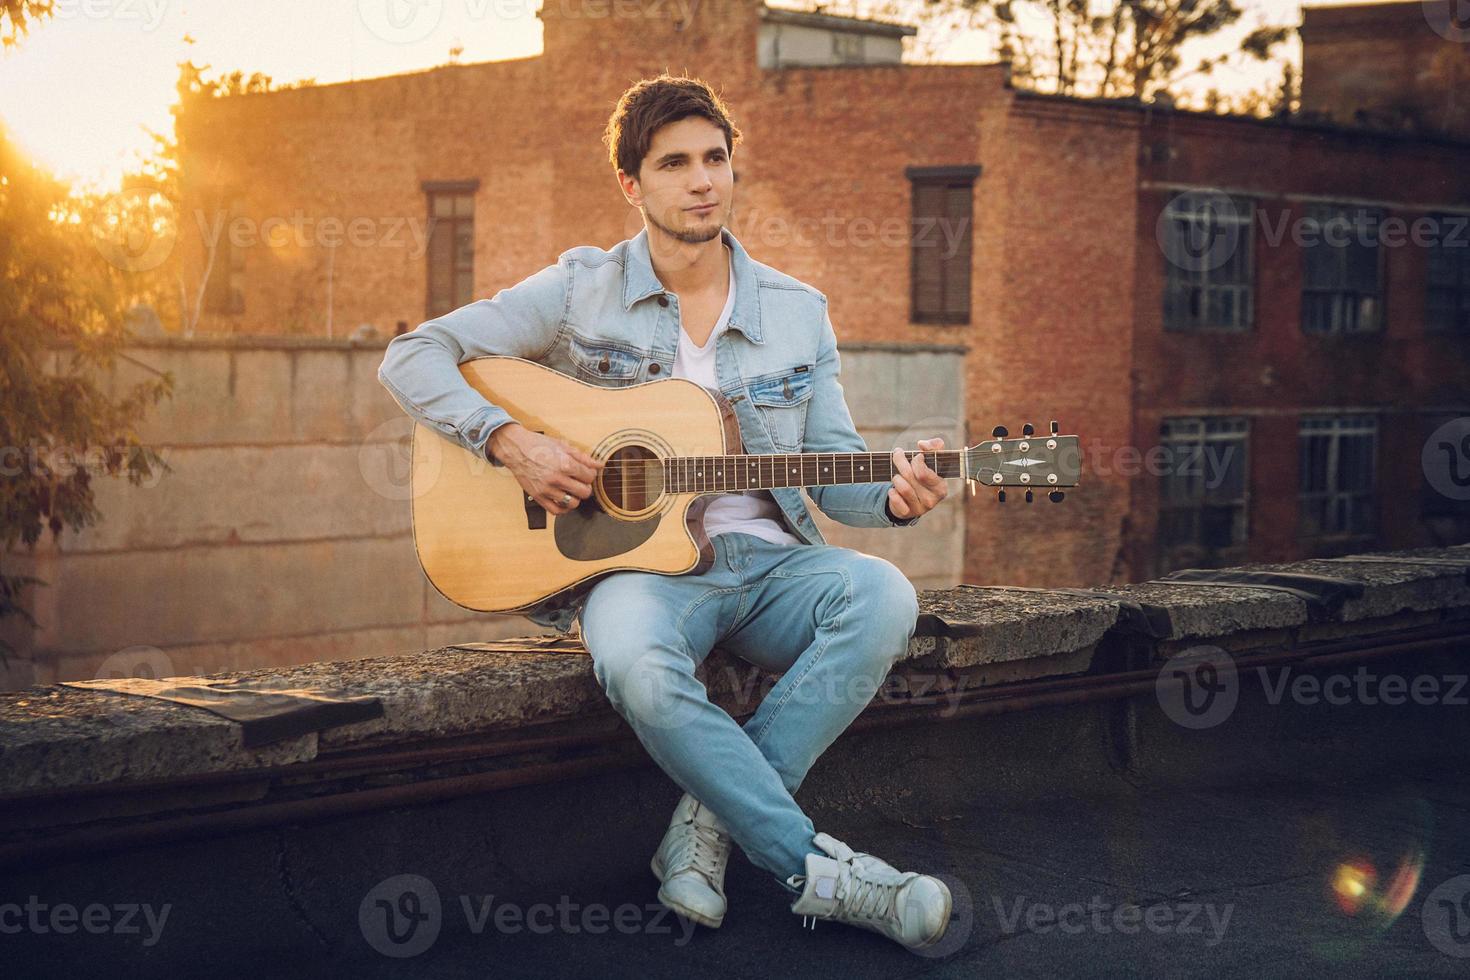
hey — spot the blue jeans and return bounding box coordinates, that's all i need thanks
[578,531,920,891]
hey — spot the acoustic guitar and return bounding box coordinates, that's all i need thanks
[410,356,1081,613]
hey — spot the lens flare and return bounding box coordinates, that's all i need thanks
[1329,850,1424,923]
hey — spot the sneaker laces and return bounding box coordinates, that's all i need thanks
[667,818,728,887]
[839,858,904,923]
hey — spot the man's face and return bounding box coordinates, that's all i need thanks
[620,115,733,246]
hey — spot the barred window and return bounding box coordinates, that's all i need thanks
[1160,193,1254,330]
[907,165,979,325]
[1426,214,1470,333]
[1301,204,1383,334]
[1299,415,1377,536]
[425,181,478,320]
[1158,417,1250,552]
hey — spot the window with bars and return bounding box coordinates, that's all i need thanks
[1158,417,1250,552]
[425,181,478,320]
[1301,204,1383,334]
[907,165,979,325]
[1426,214,1470,333]
[1299,415,1377,537]
[203,197,245,315]
[1160,192,1254,330]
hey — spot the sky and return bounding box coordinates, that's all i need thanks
[0,0,1361,194]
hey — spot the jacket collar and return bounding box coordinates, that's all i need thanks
[622,226,764,345]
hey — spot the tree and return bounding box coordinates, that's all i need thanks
[0,125,173,659]
[788,0,1292,111]
[1,0,53,48]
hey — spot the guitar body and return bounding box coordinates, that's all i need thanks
[411,356,745,613]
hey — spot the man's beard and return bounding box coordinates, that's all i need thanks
[646,206,724,245]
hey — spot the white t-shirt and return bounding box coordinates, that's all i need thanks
[671,246,801,547]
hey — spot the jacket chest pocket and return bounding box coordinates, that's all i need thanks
[568,334,643,385]
[746,364,814,452]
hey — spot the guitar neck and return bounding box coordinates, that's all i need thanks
[662,451,963,494]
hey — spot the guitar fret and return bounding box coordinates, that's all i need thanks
[660,450,968,493]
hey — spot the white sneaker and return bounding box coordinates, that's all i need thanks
[785,832,952,951]
[650,792,732,928]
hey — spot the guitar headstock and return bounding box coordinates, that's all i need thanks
[963,420,1080,504]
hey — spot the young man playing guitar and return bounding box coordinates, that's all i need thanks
[378,74,955,951]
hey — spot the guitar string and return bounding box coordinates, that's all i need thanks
[541,450,1054,493]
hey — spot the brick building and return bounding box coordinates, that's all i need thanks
[172,0,1470,589]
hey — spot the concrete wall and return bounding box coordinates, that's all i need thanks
[0,337,966,690]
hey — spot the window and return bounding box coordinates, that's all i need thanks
[424,180,478,319]
[1299,415,1377,537]
[1301,204,1383,334]
[1160,192,1254,330]
[203,197,245,315]
[1426,213,1470,333]
[907,165,979,325]
[1158,417,1250,552]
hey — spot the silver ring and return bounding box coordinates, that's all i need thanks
[560,493,573,507]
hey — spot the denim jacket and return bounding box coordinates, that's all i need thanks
[377,226,918,634]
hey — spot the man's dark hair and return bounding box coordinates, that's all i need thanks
[603,74,743,181]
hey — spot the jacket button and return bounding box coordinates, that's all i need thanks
[598,356,610,373]
[649,363,662,375]
[657,295,669,307]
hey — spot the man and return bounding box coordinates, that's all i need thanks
[378,74,954,951]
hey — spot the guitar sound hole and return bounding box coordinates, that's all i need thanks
[602,445,664,511]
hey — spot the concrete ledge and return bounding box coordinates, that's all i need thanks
[1,545,1467,803]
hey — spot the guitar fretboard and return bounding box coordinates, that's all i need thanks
[660,451,965,493]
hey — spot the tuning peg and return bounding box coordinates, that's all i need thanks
[1025,489,1034,503]
[1050,420,1059,436]
[997,489,1006,503]
[992,425,1008,439]
[1022,422,1035,436]
[1049,490,1065,503]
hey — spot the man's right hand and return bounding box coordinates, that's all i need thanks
[488,423,606,515]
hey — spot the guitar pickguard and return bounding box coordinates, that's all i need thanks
[553,493,661,560]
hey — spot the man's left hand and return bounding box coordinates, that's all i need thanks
[888,437,948,520]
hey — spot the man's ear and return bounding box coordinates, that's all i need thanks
[616,168,642,208]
